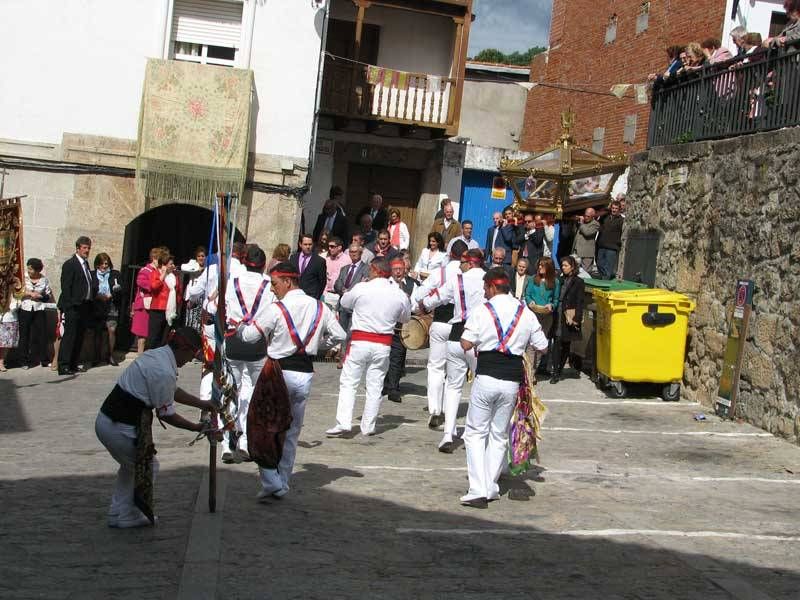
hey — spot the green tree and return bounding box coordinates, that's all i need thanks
[471,47,547,66]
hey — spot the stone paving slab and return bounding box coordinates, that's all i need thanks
[2,359,800,599]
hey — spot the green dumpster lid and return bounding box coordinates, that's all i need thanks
[583,278,649,291]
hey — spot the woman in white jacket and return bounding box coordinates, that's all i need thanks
[412,231,448,280]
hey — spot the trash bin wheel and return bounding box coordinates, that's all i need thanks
[609,380,626,398]
[596,373,609,390]
[662,383,680,402]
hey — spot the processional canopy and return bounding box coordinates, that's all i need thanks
[499,111,629,219]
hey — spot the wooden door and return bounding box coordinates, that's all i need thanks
[346,163,421,246]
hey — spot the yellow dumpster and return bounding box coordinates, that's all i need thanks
[592,289,695,400]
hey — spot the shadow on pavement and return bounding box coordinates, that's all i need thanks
[2,465,799,599]
[0,379,30,433]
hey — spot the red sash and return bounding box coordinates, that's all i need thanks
[350,330,393,345]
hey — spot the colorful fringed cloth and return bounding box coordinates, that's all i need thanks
[507,353,547,476]
[136,59,253,205]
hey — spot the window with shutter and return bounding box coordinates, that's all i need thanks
[170,0,244,67]
[592,127,605,154]
[605,15,617,44]
[624,115,637,144]
[636,2,650,34]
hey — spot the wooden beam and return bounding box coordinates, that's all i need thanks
[366,0,465,19]
[448,3,471,135]
[353,1,369,62]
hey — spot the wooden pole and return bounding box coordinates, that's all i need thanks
[447,3,471,136]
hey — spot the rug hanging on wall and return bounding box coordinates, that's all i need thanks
[0,197,24,313]
[136,59,253,205]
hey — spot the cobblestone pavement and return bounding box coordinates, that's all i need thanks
[1,359,800,599]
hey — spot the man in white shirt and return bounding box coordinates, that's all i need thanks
[412,240,468,426]
[222,245,275,464]
[326,258,411,436]
[420,249,486,453]
[458,268,548,508]
[237,262,345,500]
[446,220,480,253]
[95,328,214,527]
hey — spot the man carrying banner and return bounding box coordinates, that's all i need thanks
[458,268,549,508]
[419,249,486,453]
[223,244,274,463]
[237,262,345,500]
[326,258,411,437]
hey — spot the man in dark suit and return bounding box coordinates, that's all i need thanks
[488,248,514,281]
[383,256,419,403]
[484,211,515,265]
[516,214,546,275]
[57,236,96,375]
[313,200,350,245]
[333,243,370,336]
[355,193,388,232]
[289,234,327,299]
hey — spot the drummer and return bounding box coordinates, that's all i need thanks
[383,257,419,402]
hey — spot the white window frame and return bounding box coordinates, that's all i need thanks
[167,0,246,68]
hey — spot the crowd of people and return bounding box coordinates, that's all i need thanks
[648,1,800,95]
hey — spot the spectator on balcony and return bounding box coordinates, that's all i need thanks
[740,33,764,61]
[356,193,388,231]
[701,38,733,64]
[313,200,349,247]
[730,26,747,55]
[765,1,800,47]
[647,45,684,87]
[387,208,410,251]
[432,201,461,245]
[676,43,708,78]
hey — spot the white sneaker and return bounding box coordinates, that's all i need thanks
[256,487,283,502]
[325,426,350,436]
[221,451,235,464]
[111,514,156,529]
[235,448,252,462]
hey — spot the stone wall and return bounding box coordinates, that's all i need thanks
[625,127,800,444]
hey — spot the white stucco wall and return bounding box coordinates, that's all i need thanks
[0,0,321,159]
[459,80,527,150]
[330,1,455,76]
[723,0,786,46]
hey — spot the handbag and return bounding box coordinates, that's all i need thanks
[140,291,152,310]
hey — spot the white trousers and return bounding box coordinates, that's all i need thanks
[228,357,266,452]
[260,370,313,495]
[442,340,478,440]
[95,412,160,521]
[336,340,391,435]
[426,322,452,416]
[462,375,518,501]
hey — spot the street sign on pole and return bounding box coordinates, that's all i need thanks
[716,279,754,419]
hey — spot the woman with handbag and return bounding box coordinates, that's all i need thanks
[550,255,584,384]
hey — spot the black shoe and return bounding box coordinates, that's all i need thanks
[549,375,560,384]
[76,364,88,373]
[108,356,119,366]
[438,441,454,454]
[58,368,75,376]
[460,497,488,509]
[387,392,401,403]
[436,414,446,428]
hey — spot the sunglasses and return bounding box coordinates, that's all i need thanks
[328,244,340,249]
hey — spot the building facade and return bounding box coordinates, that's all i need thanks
[522,0,737,156]
[0,0,324,301]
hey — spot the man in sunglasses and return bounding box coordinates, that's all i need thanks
[515,213,545,275]
[95,327,215,528]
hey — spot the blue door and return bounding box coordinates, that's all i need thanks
[459,169,514,252]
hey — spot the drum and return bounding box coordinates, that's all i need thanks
[400,313,433,350]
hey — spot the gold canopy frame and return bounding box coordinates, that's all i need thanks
[499,111,629,219]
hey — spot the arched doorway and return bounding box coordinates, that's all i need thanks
[118,203,245,348]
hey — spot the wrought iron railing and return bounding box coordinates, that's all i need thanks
[321,56,457,129]
[647,40,800,147]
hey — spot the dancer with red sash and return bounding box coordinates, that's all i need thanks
[419,248,486,453]
[412,240,468,428]
[222,244,275,463]
[326,258,411,437]
[236,262,345,499]
[458,267,548,508]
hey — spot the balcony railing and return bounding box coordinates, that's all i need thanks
[647,40,800,147]
[321,56,457,130]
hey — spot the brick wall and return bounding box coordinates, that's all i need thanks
[522,0,727,155]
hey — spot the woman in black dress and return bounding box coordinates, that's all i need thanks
[550,255,585,384]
